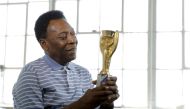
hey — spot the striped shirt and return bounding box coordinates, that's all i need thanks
[12,54,94,109]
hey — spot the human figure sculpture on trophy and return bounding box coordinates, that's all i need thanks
[97,30,119,86]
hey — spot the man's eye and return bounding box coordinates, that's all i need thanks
[70,31,76,36]
[58,32,67,39]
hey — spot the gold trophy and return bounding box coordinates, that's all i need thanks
[96,30,119,86]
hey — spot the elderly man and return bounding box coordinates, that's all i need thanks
[12,10,119,109]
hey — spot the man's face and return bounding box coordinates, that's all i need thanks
[40,19,77,65]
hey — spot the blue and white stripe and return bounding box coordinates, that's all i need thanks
[12,54,94,109]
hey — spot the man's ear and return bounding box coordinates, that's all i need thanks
[39,39,49,51]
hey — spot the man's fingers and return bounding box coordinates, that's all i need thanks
[105,80,116,85]
[90,86,114,96]
[107,93,120,102]
[108,86,118,93]
[95,91,113,96]
[92,80,97,85]
[107,76,117,81]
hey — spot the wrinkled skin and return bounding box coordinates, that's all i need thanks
[40,18,77,65]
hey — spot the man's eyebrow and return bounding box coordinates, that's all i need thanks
[60,29,75,34]
[57,31,68,36]
[59,31,68,33]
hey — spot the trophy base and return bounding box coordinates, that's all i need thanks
[96,74,109,86]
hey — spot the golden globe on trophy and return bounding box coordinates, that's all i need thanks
[96,30,119,86]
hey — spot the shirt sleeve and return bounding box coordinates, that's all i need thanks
[12,68,44,109]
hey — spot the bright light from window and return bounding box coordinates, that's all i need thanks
[2,69,20,105]
[73,34,100,69]
[56,0,77,31]
[156,33,182,69]
[124,0,148,32]
[0,6,7,35]
[123,33,148,69]
[157,0,182,31]
[7,5,26,35]
[123,70,147,107]
[185,0,190,31]
[156,70,183,108]
[26,36,44,64]
[27,2,49,35]
[185,32,190,68]
[0,37,5,65]
[78,0,100,32]
[0,0,7,3]
[100,0,122,31]
[8,0,27,3]
[5,36,25,67]
[183,70,190,109]
[0,0,190,109]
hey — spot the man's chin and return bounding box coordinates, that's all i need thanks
[67,55,76,62]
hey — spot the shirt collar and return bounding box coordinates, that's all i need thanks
[43,54,70,71]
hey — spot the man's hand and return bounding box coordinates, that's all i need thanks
[78,85,114,109]
[100,76,119,109]
[63,76,119,109]
[103,76,119,103]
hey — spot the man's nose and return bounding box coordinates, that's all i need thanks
[67,32,77,43]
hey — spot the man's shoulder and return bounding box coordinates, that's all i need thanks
[69,62,91,75]
[69,62,88,71]
[23,57,49,72]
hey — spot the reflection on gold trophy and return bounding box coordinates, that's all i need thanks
[96,30,119,86]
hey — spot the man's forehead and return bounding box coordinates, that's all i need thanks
[47,19,72,32]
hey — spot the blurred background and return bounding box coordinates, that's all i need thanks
[0,0,190,109]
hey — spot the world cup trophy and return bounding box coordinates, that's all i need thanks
[96,30,119,86]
